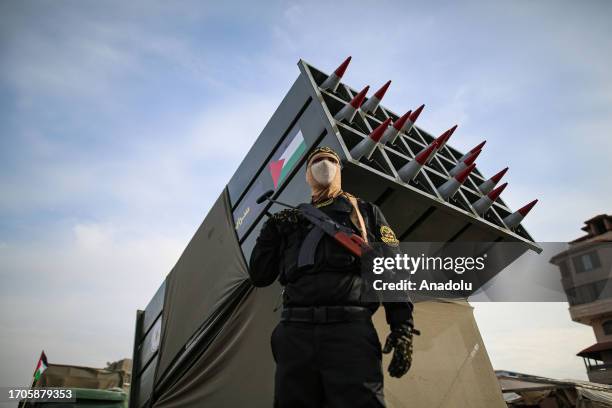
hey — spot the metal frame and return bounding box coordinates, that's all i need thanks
[297,59,540,253]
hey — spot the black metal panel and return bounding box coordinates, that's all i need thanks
[129,310,144,408]
[232,99,331,241]
[407,208,471,242]
[227,77,312,207]
[138,316,162,377]
[142,281,165,338]
[136,357,157,408]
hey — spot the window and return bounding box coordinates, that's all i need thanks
[559,261,571,278]
[580,283,601,303]
[572,251,602,273]
[566,288,577,305]
[597,280,612,300]
[566,279,611,305]
[603,321,612,335]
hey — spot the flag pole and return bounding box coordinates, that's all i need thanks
[18,351,47,408]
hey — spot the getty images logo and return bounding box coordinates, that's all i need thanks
[372,253,488,275]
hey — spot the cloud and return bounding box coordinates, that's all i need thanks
[0,2,218,103]
[0,1,289,388]
[0,220,184,387]
[473,302,594,380]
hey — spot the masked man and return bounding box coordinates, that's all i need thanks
[249,146,416,408]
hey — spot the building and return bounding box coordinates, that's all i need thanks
[550,214,612,384]
[22,357,131,408]
[106,358,132,392]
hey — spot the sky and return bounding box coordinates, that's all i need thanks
[1,0,612,390]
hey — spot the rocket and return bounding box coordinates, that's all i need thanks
[401,104,425,134]
[478,167,509,195]
[449,149,482,177]
[349,118,392,161]
[334,85,369,123]
[381,111,412,145]
[503,199,538,229]
[458,141,486,162]
[427,125,457,164]
[320,56,352,92]
[437,163,476,200]
[472,182,508,215]
[436,125,457,151]
[397,141,438,182]
[361,80,391,114]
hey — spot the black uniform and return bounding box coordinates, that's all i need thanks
[249,194,413,408]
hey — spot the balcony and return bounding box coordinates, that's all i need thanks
[579,341,612,384]
[586,364,612,385]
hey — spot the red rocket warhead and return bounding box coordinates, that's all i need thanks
[463,149,482,166]
[437,125,458,146]
[409,104,425,123]
[393,111,412,130]
[455,163,476,183]
[471,140,486,153]
[491,167,509,183]
[518,199,538,216]
[445,124,458,139]
[488,182,508,201]
[334,56,352,77]
[370,118,392,142]
[415,141,438,164]
[350,86,370,109]
[373,80,392,100]
[435,130,449,144]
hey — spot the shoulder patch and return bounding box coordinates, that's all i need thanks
[380,225,399,246]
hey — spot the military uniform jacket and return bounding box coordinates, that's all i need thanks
[248,194,413,326]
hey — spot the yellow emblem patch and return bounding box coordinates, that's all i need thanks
[380,225,399,246]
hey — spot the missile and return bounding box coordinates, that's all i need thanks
[350,118,392,160]
[320,56,352,92]
[334,85,369,123]
[397,141,438,182]
[449,149,482,177]
[427,125,458,164]
[478,167,509,195]
[458,140,486,162]
[402,104,425,134]
[381,111,412,145]
[472,182,508,215]
[436,125,457,151]
[394,110,412,139]
[438,163,476,200]
[503,199,538,229]
[361,80,391,114]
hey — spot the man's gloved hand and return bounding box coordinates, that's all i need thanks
[382,323,419,378]
[269,209,302,235]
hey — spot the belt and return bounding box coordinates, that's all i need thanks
[281,306,372,323]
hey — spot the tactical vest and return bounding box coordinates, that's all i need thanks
[278,195,370,286]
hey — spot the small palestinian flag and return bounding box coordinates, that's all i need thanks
[33,351,48,383]
[268,130,306,188]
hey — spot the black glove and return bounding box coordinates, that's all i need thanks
[382,323,418,378]
[258,215,280,241]
[268,209,302,234]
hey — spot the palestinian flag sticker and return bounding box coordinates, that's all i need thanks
[269,130,306,189]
